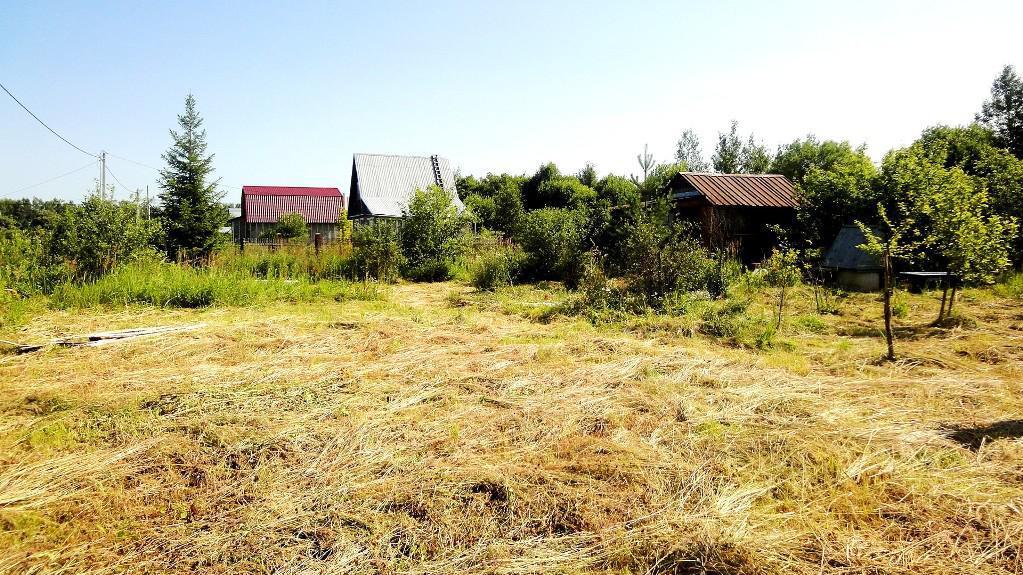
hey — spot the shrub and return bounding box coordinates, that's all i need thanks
[516,208,586,285]
[259,212,307,240]
[352,220,404,282]
[621,213,718,308]
[406,260,455,282]
[399,186,465,279]
[0,227,70,295]
[49,195,163,280]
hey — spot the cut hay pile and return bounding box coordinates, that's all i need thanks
[1,284,1021,574]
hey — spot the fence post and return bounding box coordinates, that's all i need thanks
[314,232,322,254]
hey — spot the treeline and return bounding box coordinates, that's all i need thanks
[453,65,1023,288]
[3,67,1022,300]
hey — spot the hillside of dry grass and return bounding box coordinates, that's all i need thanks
[1,283,1022,574]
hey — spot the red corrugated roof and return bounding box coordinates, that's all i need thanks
[242,186,345,224]
[678,173,798,208]
[242,186,341,197]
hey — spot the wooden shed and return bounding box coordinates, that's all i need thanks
[665,172,798,263]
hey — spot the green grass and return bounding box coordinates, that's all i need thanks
[48,262,384,309]
[993,271,1023,299]
[212,244,356,281]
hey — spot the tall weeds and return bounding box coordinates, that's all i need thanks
[49,261,382,309]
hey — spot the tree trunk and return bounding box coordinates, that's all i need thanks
[937,277,949,323]
[948,283,958,316]
[776,286,786,329]
[883,251,895,361]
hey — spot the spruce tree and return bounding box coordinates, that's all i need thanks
[158,94,227,261]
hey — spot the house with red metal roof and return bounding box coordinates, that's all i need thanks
[236,186,345,242]
[664,172,798,263]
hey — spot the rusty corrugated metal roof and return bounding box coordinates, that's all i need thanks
[678,173,798,208]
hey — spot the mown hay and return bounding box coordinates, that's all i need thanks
[1,283,1021,574]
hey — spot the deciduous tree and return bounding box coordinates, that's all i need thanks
[976,65,1023,159]
[675,129,709,171]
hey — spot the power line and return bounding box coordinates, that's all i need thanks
[0,81,98,159]
[108,152,242,191]
[1,161,98,198]
[104,163,136,197]
[107,152,161,172]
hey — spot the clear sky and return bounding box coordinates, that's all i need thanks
[2,0,1022,203]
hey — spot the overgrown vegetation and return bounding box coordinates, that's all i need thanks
[50,260,382,309]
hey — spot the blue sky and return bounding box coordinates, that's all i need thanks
[2,0,1022,203]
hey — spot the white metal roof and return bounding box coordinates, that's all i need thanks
[350,153,463,217]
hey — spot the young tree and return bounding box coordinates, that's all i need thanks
[763,248,800,329]
[636,144,655,183]
[675,129,709,171]
[740,135,771,173]
[916,124,1023,264]
[917,168,1017,320]
[856,206,916,361]
[337,209,353,245]
[352,220,403,282]
[158,94,228,262]
[492,178,525,236]
[976,65,1023,159]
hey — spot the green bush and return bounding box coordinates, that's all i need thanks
[259,212,307,240]
[406,260,455,282]
[399,186,466,280]
[621,213,719,308]
[352,220,404,282]
[49,195,163,280]
[517,208,586,284]
[0,227,71,295]
[469,243,525,291]
[700,299,776,349]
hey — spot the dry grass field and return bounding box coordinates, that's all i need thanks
[1,282,1022,574]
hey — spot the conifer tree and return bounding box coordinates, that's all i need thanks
[158,94,227,261]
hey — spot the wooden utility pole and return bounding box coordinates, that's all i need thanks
[99,151,107,199]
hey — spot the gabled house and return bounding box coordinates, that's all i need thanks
[348,153,464,220]
[664,172,798,263]
[239,186,345,242]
